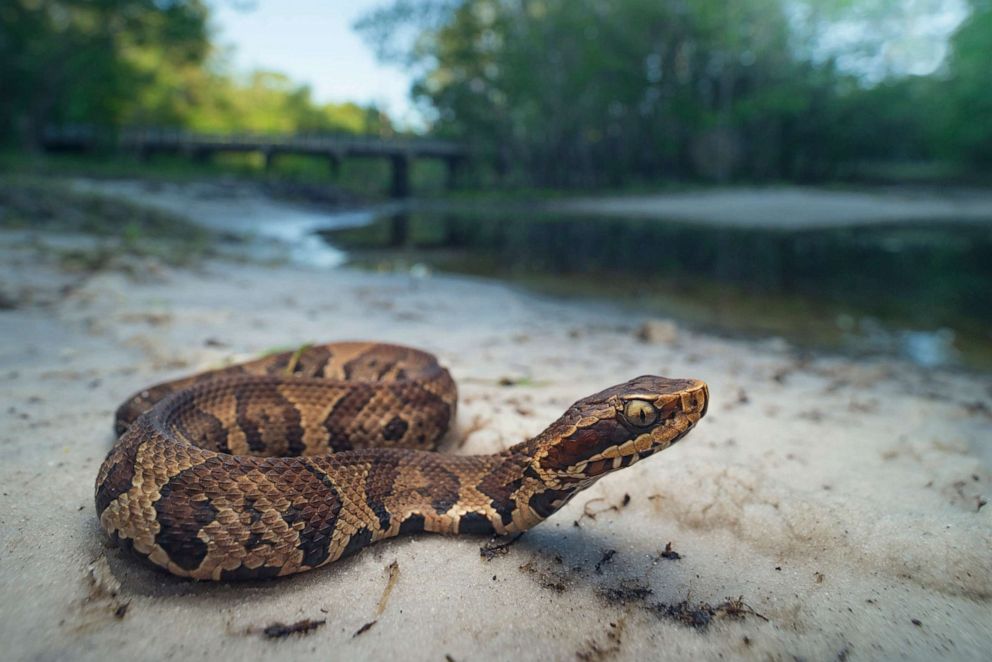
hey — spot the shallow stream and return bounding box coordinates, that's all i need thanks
[318,208,992,369]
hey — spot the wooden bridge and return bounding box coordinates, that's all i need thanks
[41,126,468,198]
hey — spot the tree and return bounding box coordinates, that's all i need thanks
[936,0,992,166]
[0,0,209,147]
[358,0,992,185]
[358,0,842,185]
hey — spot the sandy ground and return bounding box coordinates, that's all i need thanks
[1,186,991,661]
[554,187,992,228]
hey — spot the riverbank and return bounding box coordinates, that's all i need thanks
[0,179,990,661]
[59,178,992,371]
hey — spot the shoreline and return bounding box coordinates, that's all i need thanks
[1,181,990,660]
[60,177,992,370]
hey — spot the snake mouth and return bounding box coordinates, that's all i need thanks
[567,426,695,478]
[696,381,710,419]
[553,419,701,481]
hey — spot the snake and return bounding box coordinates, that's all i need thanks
[95,342,709,580]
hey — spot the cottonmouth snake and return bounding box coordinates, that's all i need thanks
[96,342,708,580]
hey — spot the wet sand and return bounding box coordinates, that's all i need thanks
[1,183,990,661]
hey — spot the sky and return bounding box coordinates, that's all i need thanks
[209,0,419,125]
[806,0,969,83]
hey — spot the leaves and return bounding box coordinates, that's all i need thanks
[357,0,991,183]
[0,0,394,147]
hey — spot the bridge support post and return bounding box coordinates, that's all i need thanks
[327,153,341,178]
[388,212,410,247]
[390,154,411,199]
[444,156,465,190]
[263,149,276,172]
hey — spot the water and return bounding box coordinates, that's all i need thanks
[235,206,374,268]
[149,189,388,269]
[318,208,992,369]
[71,179,384,269]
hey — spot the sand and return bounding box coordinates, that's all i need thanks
[1,183,990,661]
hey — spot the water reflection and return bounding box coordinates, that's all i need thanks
[320,209,992,369]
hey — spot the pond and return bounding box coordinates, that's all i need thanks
[319,208,992,370]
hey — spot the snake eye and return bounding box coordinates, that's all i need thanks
[623,400,658,427]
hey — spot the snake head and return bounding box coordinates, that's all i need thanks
[531,375,708,487]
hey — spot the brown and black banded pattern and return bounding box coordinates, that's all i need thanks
[96,342,709,580]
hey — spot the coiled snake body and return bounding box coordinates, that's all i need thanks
[96,342,708,580]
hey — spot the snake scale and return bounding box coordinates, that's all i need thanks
[95,342,709,580]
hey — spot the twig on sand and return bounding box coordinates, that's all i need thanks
[573,494,631,527]
[353,620,377,637]
[376,561,401,617]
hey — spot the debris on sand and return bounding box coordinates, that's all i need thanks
[649,596,768,631]
[376,561,401,616]
[260,619,326,639]
[480,533,524,560]
[594,549,617,574]
[598,581,653,605]
[573,494,631,527]
[576,617,626,661]
[353,620,377,637]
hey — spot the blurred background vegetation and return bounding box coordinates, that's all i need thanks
[1,0,990,185]
[359,0,992,185]
[1,0,990,367]
[0,0,393,146]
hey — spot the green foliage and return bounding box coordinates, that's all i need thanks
[934,0,992,166]
[0,0,209,145]
[359,0,992,184]
[127,65,394,136]
[0,0,394,148]
[2,0,988,184]
[359,0,832,183]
